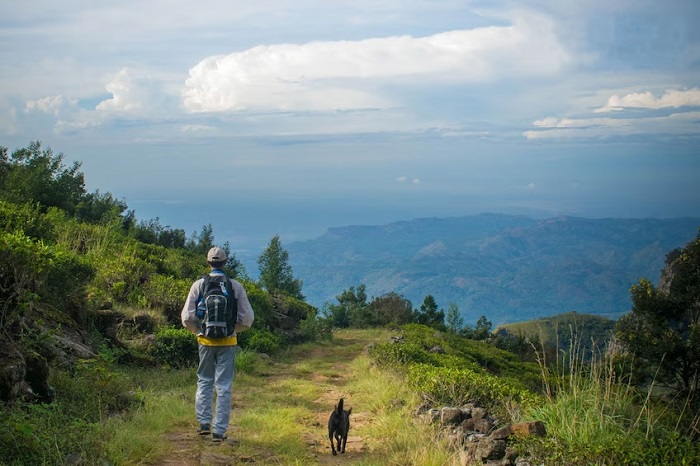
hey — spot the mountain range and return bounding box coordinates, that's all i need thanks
[284,214,700,325]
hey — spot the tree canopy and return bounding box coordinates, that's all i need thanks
[257,235,304,299]
[616,232,700,405]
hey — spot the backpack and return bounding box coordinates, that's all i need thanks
[196,274,238,338]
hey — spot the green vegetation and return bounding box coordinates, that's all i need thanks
[1,141,699,465]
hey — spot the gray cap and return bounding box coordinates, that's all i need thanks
[207,246,227,262]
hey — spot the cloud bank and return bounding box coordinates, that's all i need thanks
[182,11,569,113]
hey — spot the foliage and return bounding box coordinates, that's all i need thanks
[414,294,446,331]
[445,302,463,334]
[324,284,369,328]
[498,311,616,360]
[407,364,539,414]
[0,230,93,329]
[616,232,700,418]
[299,310,333,342]
[257,234,304,299]
[370,290,414,326]
[243,327,283,354]
[368,323,543,418]
[152,326,198,368]
[0,200,55,240]
[0,349,137,466]
[242,280,275,329]
[523,334,700,465]
[0,141,85,216]
[142,274,192,324]
[459,314,493,340]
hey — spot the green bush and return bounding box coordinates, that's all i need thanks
[243,282,274,329]
[243,328,282,354]
[0,231,93,328]
[142,274,191,324]
[235,348,258,374]
[0,402,101,466]
[300,312,333,342]
[152,326,198,368]
[0,201,55,240]
[407,364,540,414]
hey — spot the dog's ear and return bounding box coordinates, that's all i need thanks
[347,408,352,415]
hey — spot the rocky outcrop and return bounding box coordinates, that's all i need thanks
[418,403,546,466]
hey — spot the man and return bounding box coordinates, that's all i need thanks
[181,246,254,442]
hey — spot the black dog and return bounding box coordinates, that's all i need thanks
[328,398,351,455]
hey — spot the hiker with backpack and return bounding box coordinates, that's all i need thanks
[181,247,254,442]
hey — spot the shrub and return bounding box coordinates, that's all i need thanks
[407,364,540,416]
[152,326,198,368]
[142,274,191,324]
[235,348,258,374]
[299,312,333,342]
[243,328,282,354]
[243,282,274,330]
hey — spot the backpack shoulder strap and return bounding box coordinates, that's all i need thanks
[198,274,211,298]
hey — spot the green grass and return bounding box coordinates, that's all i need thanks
[522,338,700,465]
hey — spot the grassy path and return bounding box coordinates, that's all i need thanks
[153,329,395,466]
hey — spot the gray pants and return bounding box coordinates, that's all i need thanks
[196,344,237,435]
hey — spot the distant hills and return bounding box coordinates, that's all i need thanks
[285,214,700,325]
[495,312,616,354]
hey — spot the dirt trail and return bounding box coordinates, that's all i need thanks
[154,331,382,466]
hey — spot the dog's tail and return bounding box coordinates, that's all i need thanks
[337,398,344,416]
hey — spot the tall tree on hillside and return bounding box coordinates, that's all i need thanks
[616,232,700,410]
[415,295,446,331]
[257,235,304,299]
[445,302,464,334]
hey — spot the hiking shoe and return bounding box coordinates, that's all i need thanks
[212,432,227,442]
[197,424,211,435]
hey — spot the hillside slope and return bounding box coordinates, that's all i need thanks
[286,214,700,324]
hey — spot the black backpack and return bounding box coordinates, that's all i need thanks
[196,274,238,338]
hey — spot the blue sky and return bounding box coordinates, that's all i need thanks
[1,0,699,254]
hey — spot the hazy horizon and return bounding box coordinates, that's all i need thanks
[2,1,699,254]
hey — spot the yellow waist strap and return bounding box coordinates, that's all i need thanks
[197,335,237,346]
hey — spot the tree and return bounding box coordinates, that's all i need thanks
[222,241,249,280]
[0,141,86,215]
[257,235,303,299]
[369,291,414,326]
[414,295,446,331]
[325,285,370,328]
[473,315,493,340]
[616,232,700,407]
[445,302,464,334]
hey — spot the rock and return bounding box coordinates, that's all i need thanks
[472,407,489,420]
[460,404,474,418]
[511,421,547,438]
[441,407,463,425]
[474,417,494,434]
[430,345,445,354]
[490,425,513,440]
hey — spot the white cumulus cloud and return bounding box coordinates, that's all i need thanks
[96,67,173,116]
[595,88,700,112]
[25,95,76,116]
[182,11,570,113]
